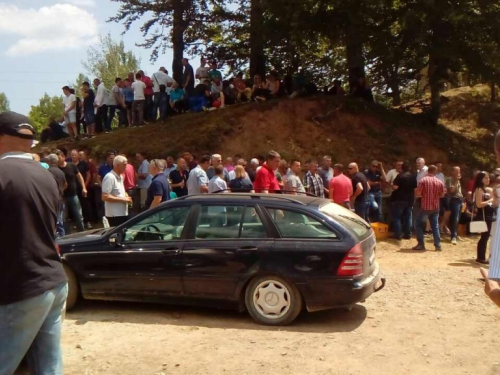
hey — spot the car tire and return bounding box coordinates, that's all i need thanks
[245,275,302,326]
[64,264,79,310]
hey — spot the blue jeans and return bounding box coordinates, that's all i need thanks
[64,195,84,233]
[449,198,463,240]
[0,283,68,375]
[56,201,65,238]
[392,201,413,239]
[415,210,440,248]
[153,92,169,120]
[368,191,383,222]
[354,198,370,222]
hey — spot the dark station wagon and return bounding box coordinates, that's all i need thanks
[59,194,385,325]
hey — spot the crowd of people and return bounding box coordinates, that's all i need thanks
[40,58,373,143]
[32,146,498,265]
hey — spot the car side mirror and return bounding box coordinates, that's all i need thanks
[109,232,122,247]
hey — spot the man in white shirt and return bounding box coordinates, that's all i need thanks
[386,160,403,185]
[152,67,175,120]
[136,151,152,210]
[131,72,147,126]
[286,160,306,194]
[93,78,108,133]
[62,86,77,139]
[416,157,428,182]
[188,155,210,195]
[101,155,132,227]
[208,165,228,193]
[195,57,210,84]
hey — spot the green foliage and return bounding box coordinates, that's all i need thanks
[82,34,140,90]
[28,94,64,134]
[0,92,10,113]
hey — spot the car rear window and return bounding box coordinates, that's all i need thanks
[319,203,371,239]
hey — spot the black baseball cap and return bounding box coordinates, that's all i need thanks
[0,111,35,140]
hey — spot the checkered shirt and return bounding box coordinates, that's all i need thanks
[305,171,325,198]
[417,175,446,211]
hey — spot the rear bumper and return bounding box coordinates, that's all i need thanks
[299,262,385,312]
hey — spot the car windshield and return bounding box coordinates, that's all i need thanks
[319,203,371,238]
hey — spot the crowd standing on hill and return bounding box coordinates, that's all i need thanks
[40,57,373,143]
[32,146,499,264]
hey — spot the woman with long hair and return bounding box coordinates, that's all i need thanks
[473,171,496,264]
[228,165,254,193]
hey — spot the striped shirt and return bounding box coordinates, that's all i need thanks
[417,175,446,211]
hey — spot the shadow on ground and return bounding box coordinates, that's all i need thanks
[66,299,367,334]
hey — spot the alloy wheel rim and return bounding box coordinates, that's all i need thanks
[253,280,291,319]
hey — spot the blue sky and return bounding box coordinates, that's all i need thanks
[0,0,175,114]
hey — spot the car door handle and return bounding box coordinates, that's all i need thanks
[236,246,258,253]
[162,249,181,255]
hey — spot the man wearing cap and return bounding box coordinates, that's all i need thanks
[0,112,68,374]
[62,85,77,139]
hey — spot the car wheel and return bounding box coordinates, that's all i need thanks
[245,275,302,326]
[64,264,79,310]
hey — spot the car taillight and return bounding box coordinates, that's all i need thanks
[337,243,363,277]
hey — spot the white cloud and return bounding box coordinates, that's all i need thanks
[0,3,99,56]
[65,0,96,8]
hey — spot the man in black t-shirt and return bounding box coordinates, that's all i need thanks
[55,149,86,233]
[169,157,189,197]
[0,111,68,374]
[82,81,96,136]
[47,153,67,238]
[391,161,417,240]
[348,162,370,222]
[182,58,195,96]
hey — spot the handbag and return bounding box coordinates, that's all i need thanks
[470,192,488,233]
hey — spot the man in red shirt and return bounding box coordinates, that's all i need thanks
[329,163,353,209]
[254,150,281,193]
[139,70,154,122]
[413,165,446,251]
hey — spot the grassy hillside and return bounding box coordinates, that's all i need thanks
[40,87,498,172]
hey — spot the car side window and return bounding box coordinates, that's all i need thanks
[194,206,267,239]
[266,208,338,239]
[123,206,190,242]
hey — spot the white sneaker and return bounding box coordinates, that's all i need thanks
[86,222,93,230]
[451,238,457,245]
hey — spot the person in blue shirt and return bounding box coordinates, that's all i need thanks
[169,82,185,113]
[98,151,115,183]
[122,78,135,127]
[145,159,170,209]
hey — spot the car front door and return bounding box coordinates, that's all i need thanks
[182,204,274,300]
[78,205,193,299]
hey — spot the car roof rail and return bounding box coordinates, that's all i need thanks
[179,191,319,206]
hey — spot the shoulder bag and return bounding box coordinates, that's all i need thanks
[470,192,488,233]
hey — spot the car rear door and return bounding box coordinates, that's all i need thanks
[261,206,348,280]
[181,204,273,300]
[77,205,193,299]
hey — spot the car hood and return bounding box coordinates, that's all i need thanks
[57,228,112,245]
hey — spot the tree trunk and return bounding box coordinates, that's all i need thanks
[428,54,441,125]
[391,82,401,106]
[172,0,186,84]
[491,79,496,102]
[249,0,266,78]
[344,9,365,93]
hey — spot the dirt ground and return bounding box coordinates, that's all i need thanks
[62,236,500,375]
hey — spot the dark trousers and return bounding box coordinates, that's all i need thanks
[392,201,413,239]
[107,216,129,227]
[106,105,117,132]
[77,189,92,224]
[449,198,463,240]
[95,105,108,133]
[144,95,153,121]
[88,185,102,222]
[477,220,493,261]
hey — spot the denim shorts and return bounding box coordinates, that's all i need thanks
[84,109,95,124]
[64,112,76,124]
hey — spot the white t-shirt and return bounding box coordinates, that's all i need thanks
[63,94,76,114]
[107,85,122,106]
[196,66,210,80]
[102,171,128,217]
[187,166,209,195]
[386,169,399,184]
[132,81,146,100]
[208,176,228,193]
[152,71,175,93]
